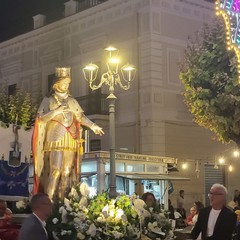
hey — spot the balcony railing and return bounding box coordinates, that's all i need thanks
[78,0,108,12]
[76,93,109,116]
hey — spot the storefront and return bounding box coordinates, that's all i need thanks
[81,151,189,206]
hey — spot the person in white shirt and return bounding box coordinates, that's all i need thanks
[177,190,186,219]
[191,183,237,240]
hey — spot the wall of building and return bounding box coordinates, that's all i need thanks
[0,125,32,163]
[0,0,238,212]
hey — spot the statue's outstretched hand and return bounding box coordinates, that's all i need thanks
[91,124,104,136]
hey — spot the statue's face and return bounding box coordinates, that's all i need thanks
[54,77,71,93]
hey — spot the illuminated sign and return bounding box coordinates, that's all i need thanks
[216,0,240,82]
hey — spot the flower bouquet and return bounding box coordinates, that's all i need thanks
[15,199,31,213]
[47,183,141,240]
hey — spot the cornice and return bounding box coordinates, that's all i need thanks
[0,0,214,59]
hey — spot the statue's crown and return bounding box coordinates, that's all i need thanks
[55,67,71,78]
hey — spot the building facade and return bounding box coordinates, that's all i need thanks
[0,0,239,210]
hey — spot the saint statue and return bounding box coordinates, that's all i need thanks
[32,67,104,199]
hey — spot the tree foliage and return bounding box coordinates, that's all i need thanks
[0,88,39,129]
[179,18,240,146]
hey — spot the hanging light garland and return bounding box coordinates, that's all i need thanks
[179,149,238,175]
[215,0,240,82]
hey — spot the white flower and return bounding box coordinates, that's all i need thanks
[64,198,73,212]
[115,209,124,219]
[148,221,158,231]
[112,230,124,239]
[59,206,68,223]
[102,204,109,218]
[59,206,64,214]
[76,212,87,221]
[82,206,88,213]
[79,196,88,207]
[16,200,26,209]
[97,216,106,222]
[80,182,90,197]
[135,207,151,219]
[52,218,59,224]
[77,232,86,239]
[69,187,79,199]
[133,199,146,211]
[86,223,97,237]
[167,230,174,238]
[159,213,166,218]
[73,217,81,224]
[131,208,138,218]
[61,230,72,236]
[61,230,67,236]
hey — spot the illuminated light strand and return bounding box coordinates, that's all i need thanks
[216,0,240,82]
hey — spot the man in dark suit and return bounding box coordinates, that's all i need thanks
[191,183,237,240]
[19,193,53,240]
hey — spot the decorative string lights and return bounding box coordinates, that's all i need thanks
[228,161,233,172]
[215,0,240,82]
[181,161,188,170]
[218,155,225,165]
[178,147,239,176]
[213,147,239,172]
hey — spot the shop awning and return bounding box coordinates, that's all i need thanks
[116,172,190,181]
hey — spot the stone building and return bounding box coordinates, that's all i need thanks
[0,0,239,210]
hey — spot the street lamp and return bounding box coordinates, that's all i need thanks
[83,46,136,198]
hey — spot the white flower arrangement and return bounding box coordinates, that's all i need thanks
[16,199,30,213]
[47,183,174,240]
[47,183,141,240]
[139,206,175,240]
[16,200,26,210]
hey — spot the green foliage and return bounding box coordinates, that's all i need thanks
[0,88,39,129]
[179,17,240,146]
[47,183,141,240]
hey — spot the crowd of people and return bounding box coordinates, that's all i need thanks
[1,183,240,240]
[138,185,240,239]
[167,185,240,240]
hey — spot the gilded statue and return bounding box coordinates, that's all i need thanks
[32,67,104,199]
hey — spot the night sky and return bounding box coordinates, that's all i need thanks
[0,0,66,42]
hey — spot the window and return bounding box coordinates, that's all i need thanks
[90,139,101,151]
[8,84,16,95]
[48,73,55,93]
[204,164,225,206]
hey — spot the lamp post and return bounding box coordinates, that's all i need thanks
[83,46,136,198]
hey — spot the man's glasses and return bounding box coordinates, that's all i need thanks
[208,192,224,197]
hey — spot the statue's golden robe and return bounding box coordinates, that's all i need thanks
[32,94,94,197]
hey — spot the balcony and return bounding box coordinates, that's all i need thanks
[76,93,109,116]
[78,0,108,12]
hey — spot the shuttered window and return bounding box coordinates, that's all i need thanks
[90,139,101,151]
[204,164,225,206]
